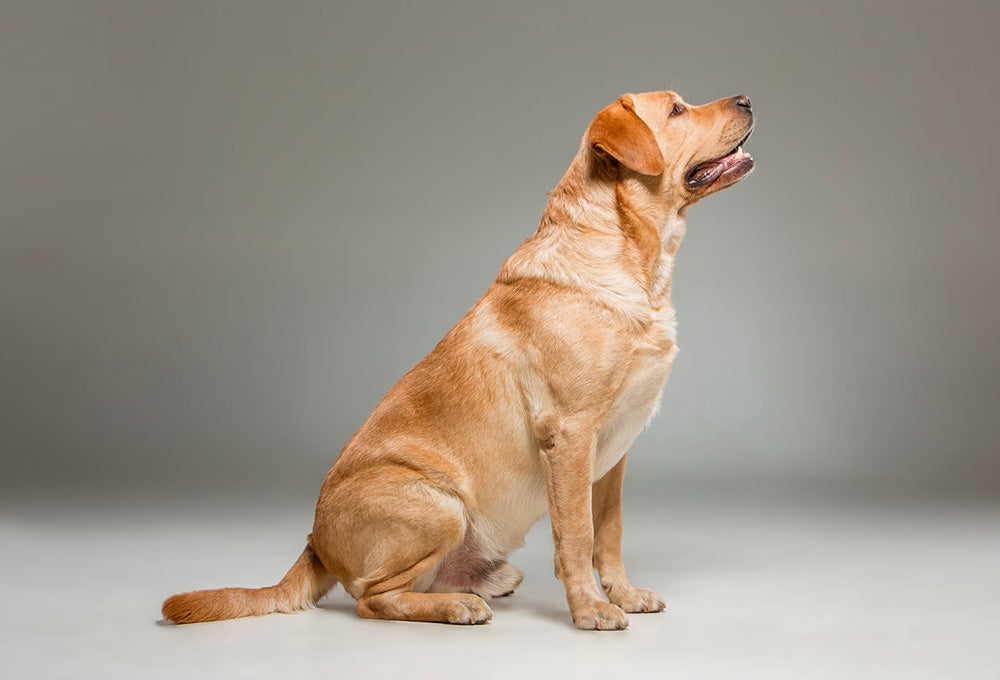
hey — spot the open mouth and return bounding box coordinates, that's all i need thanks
[685,128,754,189]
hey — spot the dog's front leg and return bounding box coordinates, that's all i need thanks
[592,453,666,614]
[538,425,628,630]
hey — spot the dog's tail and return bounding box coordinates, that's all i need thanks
[161,542,336,624]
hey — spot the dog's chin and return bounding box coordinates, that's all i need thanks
[685,145,754,192]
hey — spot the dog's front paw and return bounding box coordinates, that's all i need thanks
[607,586,665,614]
[571,600,629,630]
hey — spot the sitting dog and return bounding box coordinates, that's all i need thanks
[162,90,755,630]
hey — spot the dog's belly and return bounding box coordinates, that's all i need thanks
[593,331,677,481]
[466,465,549,559]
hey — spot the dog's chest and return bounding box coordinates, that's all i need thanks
[593,311,678,480]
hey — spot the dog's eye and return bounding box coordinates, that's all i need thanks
[670,103,686,117]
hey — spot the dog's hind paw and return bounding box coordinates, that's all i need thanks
[475,561,524,599]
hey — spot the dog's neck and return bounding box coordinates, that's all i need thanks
[498,145,686,326]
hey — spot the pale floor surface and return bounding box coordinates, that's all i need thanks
[3,493,999,679]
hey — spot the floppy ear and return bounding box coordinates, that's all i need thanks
[587,95,665,176]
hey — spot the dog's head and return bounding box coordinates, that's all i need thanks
[587,91,754,205]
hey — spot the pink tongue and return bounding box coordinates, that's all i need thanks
[686,160,725,187]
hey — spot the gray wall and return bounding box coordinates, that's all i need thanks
[2,0,998,501]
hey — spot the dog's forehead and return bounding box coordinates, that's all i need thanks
[628,91,683,119]
[625,91,677,126]
[634,90,680,106]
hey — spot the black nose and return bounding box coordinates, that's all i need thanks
[734,94,752,110]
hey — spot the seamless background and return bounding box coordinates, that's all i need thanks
[2,2,1000,679]
[2,1,999,502]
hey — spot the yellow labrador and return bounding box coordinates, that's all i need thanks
[163,91,755,630]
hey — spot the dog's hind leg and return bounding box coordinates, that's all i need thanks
[357,590,493,625]
[352,520,494,624]
[313,464,493,625]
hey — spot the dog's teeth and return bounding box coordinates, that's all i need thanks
[737,145,743,155]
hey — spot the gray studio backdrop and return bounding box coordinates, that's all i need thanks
[2,1,998,504]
